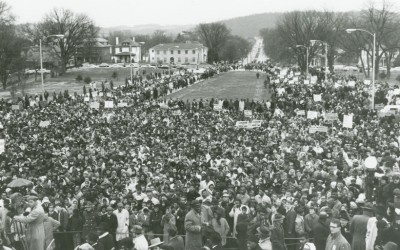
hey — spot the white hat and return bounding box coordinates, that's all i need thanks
[42,197,50,203]
[149,238,164,248]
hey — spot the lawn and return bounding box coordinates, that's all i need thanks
[168,71,271,101]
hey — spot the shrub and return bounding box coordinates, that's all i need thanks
[76,74,83,82]
[83,76,91,84]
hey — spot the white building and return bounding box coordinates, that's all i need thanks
[112,37,142,63]
[149,42,208,65]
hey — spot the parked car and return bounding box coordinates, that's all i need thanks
[157,65,170,69]
[37,69,51,74]
[99,63,109,67]
[24,69,36,74]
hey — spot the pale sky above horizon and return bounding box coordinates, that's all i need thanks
[5,0,396,27]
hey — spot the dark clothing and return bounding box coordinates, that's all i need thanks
[312,220,330,250]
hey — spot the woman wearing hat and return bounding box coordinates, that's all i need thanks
[271,213,286,250]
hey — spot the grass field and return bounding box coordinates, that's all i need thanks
[168,71,271,101]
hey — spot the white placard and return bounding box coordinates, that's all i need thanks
[296,110,306,116]
[118,102,128,108]
[105,101,114,108]
[39,121,50,128]
[84,97,90,102]
[348,81,356,87]
[307,111,318,119]
[250,120,262,127]
[0,139,4,154]
[90,102,100,109]
[364,80,371,85]
[0,122,3,129]
[343,114,353,128]
[107,93,113,97]
[99,92,104,97]
[12,105,19,110]
[239,101,245,112]
[173,110,182,116]
[313,94,322,102]
[309,125,328,133]
[295,72,301,76]
[244,110,253,118]
[275,79,280,83]
[288,80,294,85]
[235,121,249,128]
[325,113,338,121]
[304,80,310,85]
[311,76,318,84]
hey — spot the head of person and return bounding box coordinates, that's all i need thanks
[26,196,39,209]
[117,202,123,212]
[329,218,341,235]
[191,200,201,214]
[106,206,113,215]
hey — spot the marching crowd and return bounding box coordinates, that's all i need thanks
[0,62,400,250]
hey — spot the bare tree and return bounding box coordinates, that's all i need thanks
[196,23,230,63]
[30,9,98,74]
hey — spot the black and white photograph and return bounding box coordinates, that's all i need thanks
[0,0,400,249]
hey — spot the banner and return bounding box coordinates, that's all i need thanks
[0,139,4,154]
[296,110,306,116]
[343,114,353,128]
[39,121,51,128]
[307,111,318,119]
[313,94,322,102]
[244,110,252,118]
[104,101,114,109]
[325,113,338,121]
[11,105,19,110]
[90,102,100,109]
[118,102,128,108]
[309,125,328,133]
[235,121,249,128]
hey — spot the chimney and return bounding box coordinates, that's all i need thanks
[132,37,135,42]
[116,37,119,45]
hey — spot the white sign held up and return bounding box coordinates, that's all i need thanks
[343,114,353,128]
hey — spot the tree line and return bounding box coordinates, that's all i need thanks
[260,2,400,78]
[0,1,251,89]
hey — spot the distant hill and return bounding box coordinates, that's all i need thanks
[100,12,283,38]
[220,13,283,38]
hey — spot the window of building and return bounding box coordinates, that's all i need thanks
[185,50,188,54]
[163,50,167,55]
[178,50,181,54]
[156,50,160,55]
[192,50,196,54]
[192,57,196,62]
[178,57,181,62]
[170,50,174,54]
[185,57,189,63]
[120,48,122,52]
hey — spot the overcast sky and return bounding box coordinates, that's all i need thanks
[6,0,392,27]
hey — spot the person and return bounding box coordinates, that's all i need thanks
[312,212,330,250]
[132,225,148,250]
[325,218,351,250]
[149,237,163,249]
[161,205,176,244]
[350,202,374,250]
[68,208,84,248]
[43,212,60,250]
[211,208,229,246]
[255,226,272,250]
[13,195,45,250]
[185,200,203,250]
[96,222,115,250]
[270,213,286,250]
[101,206,118,242]
[162,227,184,250]
[114,202,130,242]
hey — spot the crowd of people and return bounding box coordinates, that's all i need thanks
[0,61,399,250]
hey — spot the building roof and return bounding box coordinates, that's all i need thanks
[116,39,142,47]
[150,42,206,50]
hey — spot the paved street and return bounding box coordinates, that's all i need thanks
[243,36,268,64]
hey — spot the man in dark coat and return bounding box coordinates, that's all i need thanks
[101,206,118,241]
[96,222,115,250]
[284,203,297,250]
[350,202,374,250]
[185,200,203,250]
[312,212,330,250]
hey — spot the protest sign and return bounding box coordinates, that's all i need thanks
[309,125,328,134]
[117,102,128,108]
[0,122,3,129]
[239,101,245,111]
[0,139,4,154]
[343,114,353,128]
[325,113,338,121]
[90,102,100,109]
[251,120,262,127]
[104,101,114,108]
[296,110,306,116]
[375,104,385,110]
[12,105,19,110]
[99,92,104,97]
[107,93,113,97]
[84,97,90,102]
[214,103,223,111]
[348,81,356,87]
[307,111,318,119]
[275,79,280,83]
[173,110,182,116]
[313,94,322,102]
[235,121,249,128]
[295,72,301,76]
[288,80,294,85]
[304,80,310,85]
[244,110,252,118]
[364,80,371,85]
[39,121,50,128]
[311,76,318,84]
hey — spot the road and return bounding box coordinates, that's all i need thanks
[243,37,268,64]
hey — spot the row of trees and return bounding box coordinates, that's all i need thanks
[260,2,400,78]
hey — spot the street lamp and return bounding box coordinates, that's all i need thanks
[346,28,376,109]
[295,45,309,78]
[40,34,64,94]
[310,40,329,82]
